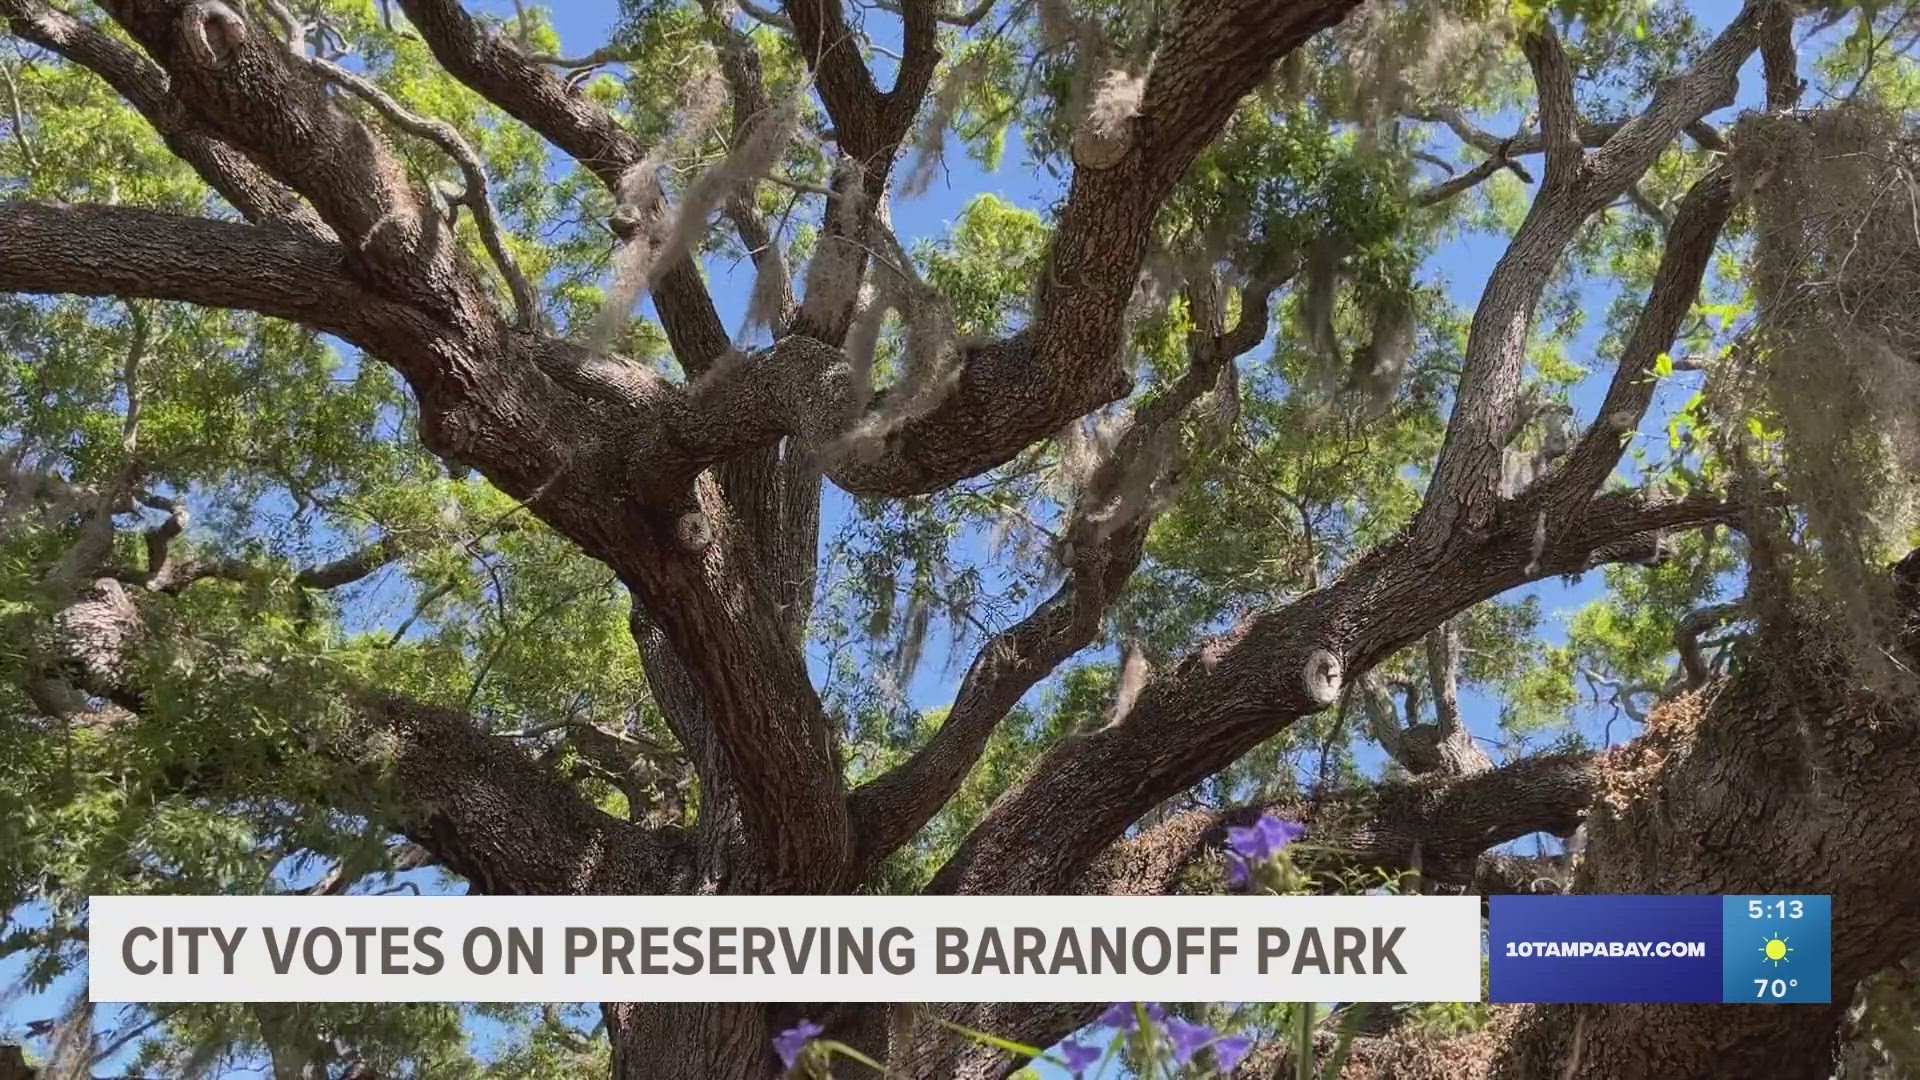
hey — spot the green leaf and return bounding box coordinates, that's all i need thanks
[932,1018,1058,1063]
[819,1039,893,1075]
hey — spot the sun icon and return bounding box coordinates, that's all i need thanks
[1761,934,1793,967]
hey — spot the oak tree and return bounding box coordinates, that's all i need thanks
[5,0,1920,1076]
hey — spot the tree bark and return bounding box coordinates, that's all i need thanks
[0,3,1837,1078]
[605,1003,772,1080]
[1481,624,1920,1079]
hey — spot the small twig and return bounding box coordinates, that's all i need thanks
[1412,153,1510,207]
[764,171,835,197]
[269,9,539,330]
[734,0,795,29]
[1627,181,1672,232]
[1,58,40,174]
[872,0,998,27]
[464,574,617,708]
[1676,599,1747,689]
[384,580,456,646]
[511,0,533,46]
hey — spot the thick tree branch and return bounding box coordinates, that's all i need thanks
[691,0,823,657]
[275,30,537,328]
[0,0,333,240]
[10,264,594,587]
[918,751,1598,1074]
[929,488,1744,896]
[0,201,366,333]
[390,0,641,191]
[92,0,500,331]
[848,280,1276,869]
[1674,599,1745,689]
[1359,672,1409,763]
[364,694,690,895]
[295,538,408,590]
[1411,151,1521,208]
[1759,0,1802,111]
[1549,167,1736,505]
[611,478,853,891]
[675,0,1359,497]
[848,528,1147,870]
[394,0,731,368]
[1075,750,1599,898]
[1423,624,1463,735]
[1584,1,1775,191]
[1416,1,1771,545]
[1524,27,1582,191]
[35,562,690,897]
[783,0,937,165]
[1409,103,1728,162]
[1395,620,1494,777]
[120,494,409,595]
[777,0,939,344]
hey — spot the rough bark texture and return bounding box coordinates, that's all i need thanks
[2,1,1863,1077]
[1484,626,1920,1079]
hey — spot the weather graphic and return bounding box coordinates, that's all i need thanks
[1722,896,1830,1003]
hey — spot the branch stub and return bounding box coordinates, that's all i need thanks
[1302,647,1343,707]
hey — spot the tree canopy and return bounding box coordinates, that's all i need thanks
[4,0,1920,1076]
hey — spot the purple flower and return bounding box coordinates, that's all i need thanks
[1165,1017,1216,1065]
[1058,1038,1102,1075]
[1096,1001,1165,1031]
[772,1019,823,1070]
[1214,1034,1254,1073]
[1225,852,1250,889]
[1227,814,1305,862]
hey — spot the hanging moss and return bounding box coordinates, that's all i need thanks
[1735,106,1920,682]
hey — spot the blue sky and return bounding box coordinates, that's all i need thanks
[1,0,1784,1071]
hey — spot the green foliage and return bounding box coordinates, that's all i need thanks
[919,195,1051,337]
[6,0,1920,1072]
[0,4,683,1068]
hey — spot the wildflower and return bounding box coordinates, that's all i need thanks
[1226,814,1305,862]
[772,1019,824,1070]
[1225,852,1250,889]
[1214,1034,1254,1073]
[1058,1038,1102,1075]
[1165,1017,1216,1065]
[1096,1001,1165,1031]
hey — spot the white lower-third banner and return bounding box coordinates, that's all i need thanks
[88,894,1482,1003]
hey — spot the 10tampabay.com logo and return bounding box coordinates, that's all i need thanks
[1488,894,1832,1004]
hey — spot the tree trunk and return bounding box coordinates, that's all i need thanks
[605,1003,773,1080]
[1480,617,1920,1078]
[604,1001,892,1079]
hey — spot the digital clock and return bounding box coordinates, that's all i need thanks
[1746,898,1806,920]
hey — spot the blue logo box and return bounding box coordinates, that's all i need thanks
[1488,895,1829,1004]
